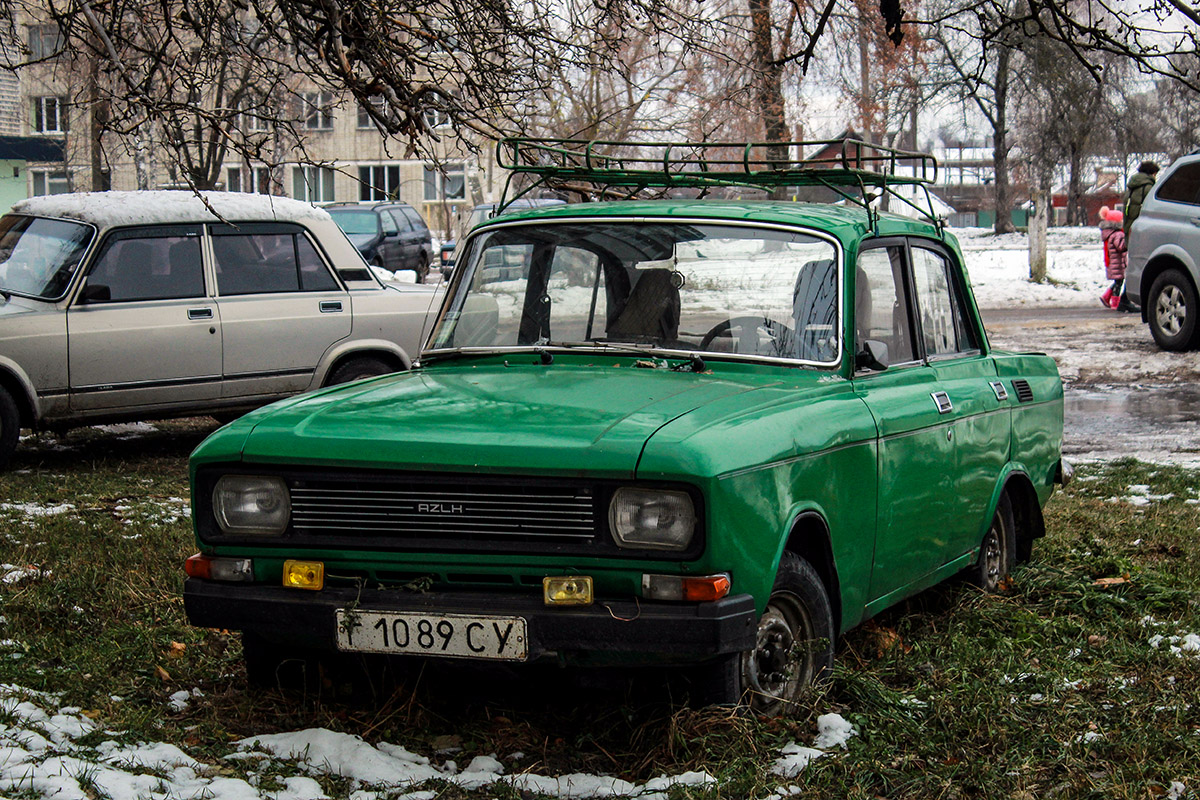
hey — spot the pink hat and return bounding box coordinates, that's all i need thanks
[1099,205,1123,223]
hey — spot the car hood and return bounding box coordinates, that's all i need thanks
[345,233,380,251]
[222,362,768,477]
[0,295,54,318]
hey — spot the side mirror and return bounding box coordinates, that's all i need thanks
[79,282,111,304]
[855,339,889,372]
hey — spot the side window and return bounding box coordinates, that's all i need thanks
[380,212,399,235]
[855,245,915,365]
[1155,164,1200,205]
[84,234,204,302]
[911,247,978,357]
[297,236,339,291]
[213,231,337,295]
[402,207,428,233]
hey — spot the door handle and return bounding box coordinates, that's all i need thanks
[187,307,213,320]
[320,301,343,313]
[931,391,953,414]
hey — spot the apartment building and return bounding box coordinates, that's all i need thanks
[7,21,494,237]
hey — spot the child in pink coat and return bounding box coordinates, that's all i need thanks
[1098,205,1127,309]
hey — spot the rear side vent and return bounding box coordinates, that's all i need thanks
[1011,379,1034,403]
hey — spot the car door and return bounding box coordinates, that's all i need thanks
[66,225,220,411]
[378,210,404,270]
[400,207,431,267]
[210,223,351,398]
[850,240,959,606]
[909,242,1008,563]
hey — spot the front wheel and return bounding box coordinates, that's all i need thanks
[690,553,834,715]
[1148,269,1200,351]
[0,387,19,471]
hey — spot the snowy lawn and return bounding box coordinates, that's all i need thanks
[0,422,1196,799]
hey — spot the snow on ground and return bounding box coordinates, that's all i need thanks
[954,226,1106,309]
[0,684,859,800]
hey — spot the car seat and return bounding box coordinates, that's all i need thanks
[792,259,838,361]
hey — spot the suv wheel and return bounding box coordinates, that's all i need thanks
[0,387,19,471]
[1148,268,1200,351]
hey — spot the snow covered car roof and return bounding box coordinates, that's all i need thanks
[11,191,332,230]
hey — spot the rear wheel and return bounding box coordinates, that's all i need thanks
[965,493,1016,592]
[326,356,394,386]
[1148,269,1200,351]
[689,553,834,715]
[0,387,19,471]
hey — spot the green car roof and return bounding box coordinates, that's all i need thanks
[472,199,946,248]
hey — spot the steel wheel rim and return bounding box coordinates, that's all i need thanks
[743,591,815,711]
[982,525,1003,589]
[1156,286,1186,336]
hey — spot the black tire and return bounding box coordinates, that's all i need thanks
[689,553,834,716]
[966,493,1016,592]
[0,387,18,471]
[325,356,394,387]
[1147,269,1200,352]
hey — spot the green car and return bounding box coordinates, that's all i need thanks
[184,139,1066,714]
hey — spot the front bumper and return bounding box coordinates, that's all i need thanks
[184,579,757,663]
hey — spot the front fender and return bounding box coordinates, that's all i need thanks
[0,357,44,424]
[311,339,413,389]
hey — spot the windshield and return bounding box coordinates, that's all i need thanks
[328,210,380,236]
[428,221,841,364]
[0,215,94,300]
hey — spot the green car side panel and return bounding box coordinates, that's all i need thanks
[993,352,1064,499]
[635,375,879,629]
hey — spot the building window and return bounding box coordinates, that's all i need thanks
[423,108,450,130]
[301,91,334,130]
[32,96,66,134]
[31,169,70,195]
[241,98,272,133]
[293,165,335,203]
[423,162,465,201]
[357,98,384,130]
[228,166,273,193]
[358,165,401,201]
[27,25,62,60]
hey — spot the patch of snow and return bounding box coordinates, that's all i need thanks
[13,191,331,230]
[812,713,857,749]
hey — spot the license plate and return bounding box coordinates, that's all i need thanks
[335,610,528,661]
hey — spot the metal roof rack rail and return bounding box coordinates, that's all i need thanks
[494,137,945,232]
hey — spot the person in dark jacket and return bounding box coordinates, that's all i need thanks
[1123,161,1160,238]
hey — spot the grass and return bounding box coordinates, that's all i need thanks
[0,423,1197,799]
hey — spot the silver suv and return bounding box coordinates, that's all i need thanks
[0,191,440,468]
[1126,153,1200,351]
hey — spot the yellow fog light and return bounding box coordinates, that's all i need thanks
[282,560,324,591]
[543,576,593,606]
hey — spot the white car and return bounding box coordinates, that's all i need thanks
[0,191,441,468]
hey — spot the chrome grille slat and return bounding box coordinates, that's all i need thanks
[286,477,600,545]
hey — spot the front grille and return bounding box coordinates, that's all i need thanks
[289,480,597,542]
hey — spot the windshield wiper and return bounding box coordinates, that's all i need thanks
[572,341,706,372]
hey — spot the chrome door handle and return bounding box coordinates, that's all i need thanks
[931,391,953,414]
[187,307,213,320]
[320,301,343,313]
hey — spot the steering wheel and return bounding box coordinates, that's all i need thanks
[699,316,793,356]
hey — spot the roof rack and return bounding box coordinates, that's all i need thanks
[494,137,944,232]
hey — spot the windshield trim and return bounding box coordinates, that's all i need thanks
[0,214,99,303]
[425,215,846,369]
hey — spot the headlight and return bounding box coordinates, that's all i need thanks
[212,475,291,535]
[608,488,696,551]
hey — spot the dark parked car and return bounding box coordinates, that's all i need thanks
[438,198,565,279]
[327,202,433,282]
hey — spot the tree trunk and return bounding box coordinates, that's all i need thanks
[748,0,789,199]
[992,42,1015,234]
[1028,177,1049,283]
